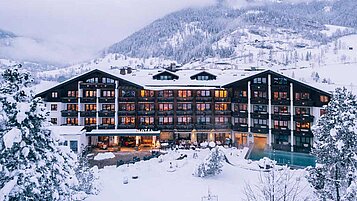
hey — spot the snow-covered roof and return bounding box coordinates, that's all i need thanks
[49,126,85,135]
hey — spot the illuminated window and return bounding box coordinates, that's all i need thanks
[273,106,288,114]
[274,120,288,128]
[197,90,211,97]
[67,104,78,111]
[215,103,228,111]
[215,90,227,98]
[84,118,96,125]
[295,107,310,115]
[177,116,192,124]
[159,103,173,111]
[102,118,115,125]
[67,91,78,97]
[178,90,192,97]
[320,95,329,103]
[84,90,96,97]
[177,103,192,111]
[140,90,155,97]
[296,122,310,131]
[102,104,115,111]
[139,116,154,125]
[119,103,135,111]
[158,90,173,97]
[234,118,247,124]
[253,119,267,126]
[273,92,288,100]
[121,116,135,125]
[159,116,173,125]
[253,91,267,98]
[197,116,211,124]
[197,103,211,111]
[50,104,57,111]
[85,104,96,111]
[253,105,267,113]
[215,116,229,124]
[102,90,115,97]
[139,103,154,111]
[66,118,78,125]
[295,92,310,100]
[51,92,58,98]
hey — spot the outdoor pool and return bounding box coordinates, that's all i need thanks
[248,148,316,168]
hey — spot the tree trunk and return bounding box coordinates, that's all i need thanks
[335,165,340,201]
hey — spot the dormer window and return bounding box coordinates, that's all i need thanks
[190,71,217,81]
[197,75,209,80]
[86,77,98,83]
[160,75,172,80]
[153,71,179,80]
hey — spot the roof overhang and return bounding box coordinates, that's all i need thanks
[86,129,161,137]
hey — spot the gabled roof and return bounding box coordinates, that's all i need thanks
[190,71,217,80]
[36,69,143,97]
[152,70,179,80]
[223,70,332,96]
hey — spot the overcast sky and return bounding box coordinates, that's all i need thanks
[0,0,215,65]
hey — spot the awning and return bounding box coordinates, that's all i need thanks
[86,129,161,137]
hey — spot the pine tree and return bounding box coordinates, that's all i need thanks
[0,65,79,200]
[193,147,224,177]
[307,88,357,201]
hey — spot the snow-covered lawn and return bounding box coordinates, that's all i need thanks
[94,152,116,161]
[86,148,311,201]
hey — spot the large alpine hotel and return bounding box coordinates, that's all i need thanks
[36,67,331,154]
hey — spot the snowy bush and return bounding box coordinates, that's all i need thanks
[193,147,224,177]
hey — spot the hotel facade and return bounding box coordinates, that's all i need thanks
[36,68,331,153]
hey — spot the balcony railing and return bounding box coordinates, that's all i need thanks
[251,97,268,104]
[272,128,291,135]
[80,83,115,89]
[294,100,314,106]
[138,96,156,102]
[137,110,155,115]
[232,97,248,103]
[196,96,212,101]
[214,110,231,115]
[251,112,268,119]
[272,113,291,121]
[294,129,313,137]
[61,110,78,117]
[251,127,269,133]
[176,110,193,115]
[195,124,214,130]
[294,114,314,122]
[80,111,96,117]
[176,97,194,101]
[118,97,136,102]
[157,110,174,115]
[61,97,77,103]
[214,124,231,129]
[98,110,115,117]
[99,97,115,103]
[271,85,289,91]
[157,124,174,130]
[251,84,267,91]
[272,99,290,105]
[196,110,213,115]
[117,124,136,129]
[214,97,230,102]
[157,97,174,102]
[137,124,155,129]
[232,111,248,118]
[98,124,115,129]
[117,110,135,115]
[81,97,96,103]
[232,124,248,132]
[175,124,194,130]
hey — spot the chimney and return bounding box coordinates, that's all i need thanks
[120,68,126,75]
[127,67,132,74]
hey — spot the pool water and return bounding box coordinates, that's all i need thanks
[248,148,316,168]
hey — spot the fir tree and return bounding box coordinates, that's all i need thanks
[193,147,224,177]
[0,65,80,200]
[307,87,357,201]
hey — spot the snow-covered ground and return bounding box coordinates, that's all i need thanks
[86,147,311,201]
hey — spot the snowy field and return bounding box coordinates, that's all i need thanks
[86,147,311,201]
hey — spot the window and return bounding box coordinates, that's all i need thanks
[66,118,78,125]
[295,107,310,115]
[102,77,115,83]
[158,90,173,97]
[67,91,78,97]
[102,104,115,111]
[275,135,289,144]
[85,104,96,111]
[215,90,227,98]
[234,118,247,124]
[121,116,135,125]
[238,103,247,111]
[102,90,115,97]
[140,90,155,97]
[273,91,288,100]
[159,75,172,80]
[295,92,310,100]
[320,95,329,103]
[50,104,57,111]
[86,77,98,83]
[215,116,229,124]
[159,103,173,111]
[253,105,267,113]
[273,77,288,85]
[215,103,228,111]
[197,116,211,124]
[178,90,192,98]
[197,75,209,80]
[295,137,311,147]
[253,119,267,125]
[177,103,192,111]
[67,104,78,111]
[177,116,192,124]
[121,89,135,97]
[84,90,96,97]
[197,103,211,111]
[296,122,310,131]
[239,90,247,97]
[273,106,289,114]
[139,103,154,111]
[274,120,288,128]
[320,109,326,116]
[159,116,173,125]
[50,118,58,125]
[197,90,211,97]
[51,92,58,98]
[70,140,78,152]
[119,103,135,111]
[253,91,267,98]
[253,77,267,84]
[102,118,115,125]
[139,116,154,125]
[85,118,96,125]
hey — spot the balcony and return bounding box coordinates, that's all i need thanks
[80,83,115,89]
[176,110,193,115]
[176,97,194,102]
[99,97,115,103]
[272,113,291,121]
[80,111,96,117]
[98,124,115,129]
[232,111,248,118]
[251,112,268,119]
[272,128,291,135]
[294,99,314,106]
[175,124,194,130]
[271,85,289,91]
[251,126,269,134]
[157,97,174,102]
[251,97,268,104]
[157,124,174,130]
[294,129,313,137]
[84,125,96,131]
[98,110,115,117]
[214,110,231,115]
[196,110,213,115]
[195,124,214,130]
[117,124,136,129]
[214,124,231,129]
[157,111,174,115]
[118,97,136,102]
[232,97,248,103]
[251,84,267,91]
[137,124,155,129]
[272,99,290,105]
[214,97,230,102]
[272,143,291,152]
[117,110,136,115]
[196,96,212,102]
[81,97,96,103]
[138,97,156,102]
[137,110,155,115]
[232,124,248,132]
[61,97,77,103]
[294,114,314,122]
[293,145,312,153]
[61,110,78,117]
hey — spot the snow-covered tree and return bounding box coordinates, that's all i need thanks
[193,147,224,177]
[244,158,309,201]
[307,87,357,201]
[0,65,79,200]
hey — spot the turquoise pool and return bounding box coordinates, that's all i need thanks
[248,148,316,168]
